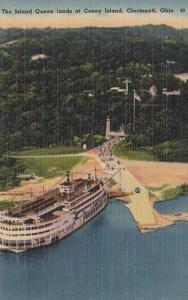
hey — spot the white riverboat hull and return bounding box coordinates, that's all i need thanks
[0,195,108,253]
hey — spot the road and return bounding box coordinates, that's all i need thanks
[12,153,83,158]
[111,165,157,226]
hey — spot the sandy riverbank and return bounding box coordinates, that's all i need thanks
[0,154,104,202]
[0,177,63,202]
[1,149,188,233]
[119,159,188,187]
[118,157,188,232]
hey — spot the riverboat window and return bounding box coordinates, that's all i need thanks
[1,227,7,231]
[25,241,32,245]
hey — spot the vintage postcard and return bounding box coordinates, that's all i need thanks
[0,1,188,299]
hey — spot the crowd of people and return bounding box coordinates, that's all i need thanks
[98,137,121,171]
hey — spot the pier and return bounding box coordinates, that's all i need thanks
[97,129,188,232]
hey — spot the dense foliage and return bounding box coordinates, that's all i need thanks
[113,139,188,162]
[0,24,188,169]
[0,156,24,190]
[0,25,188,153]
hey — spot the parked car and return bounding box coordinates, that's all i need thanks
[134,187,141,193]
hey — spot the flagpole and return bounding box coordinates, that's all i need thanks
[133,90,136,132]
[124,79,129,128]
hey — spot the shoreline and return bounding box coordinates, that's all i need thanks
[115,156,188,233]
[124,188,188,233]
[108,193,188,233]
[0,149,188,234]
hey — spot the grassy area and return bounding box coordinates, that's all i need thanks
[106,178,117,189]
[114,140,188,162]
[11,145,85,156]
[162,184,188,200]
[145,184,169,192]
[19,156,86,178]
[113,143,157,161]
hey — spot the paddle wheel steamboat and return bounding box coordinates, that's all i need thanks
[0,172,108,253]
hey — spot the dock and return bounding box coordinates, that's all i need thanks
[107,190,131,199]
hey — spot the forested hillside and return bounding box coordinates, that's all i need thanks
[0,25,188,158]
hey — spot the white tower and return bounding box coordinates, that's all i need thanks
[105,116,111,138]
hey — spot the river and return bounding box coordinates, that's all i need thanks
[0,198,188,300]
